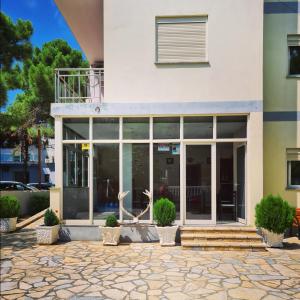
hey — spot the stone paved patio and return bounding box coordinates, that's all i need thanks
[1,229,300,300]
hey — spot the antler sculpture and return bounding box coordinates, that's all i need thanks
[118,190,152,223]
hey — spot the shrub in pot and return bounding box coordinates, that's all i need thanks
[36,209,60,244]
[154,198,177,246]
[29,194,50,215]
[101,214,122,245]
[255,194,295,247]
[0,195,20,233]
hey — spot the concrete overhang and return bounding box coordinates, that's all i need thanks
[55,0,103,65]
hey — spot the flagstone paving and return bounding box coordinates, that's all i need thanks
[1,229,300,300]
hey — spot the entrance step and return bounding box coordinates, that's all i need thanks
[180,226,266,251]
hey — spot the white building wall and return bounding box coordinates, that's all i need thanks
[104,0,263,103]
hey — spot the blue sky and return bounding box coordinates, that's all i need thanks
[2,0,84,110]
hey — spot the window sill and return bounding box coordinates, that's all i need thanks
[155,61,210,66]
[286,75,300,79]
[286,186,300,191]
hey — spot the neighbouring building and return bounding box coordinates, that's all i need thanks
[50,0,299,227]
[0,139,55,184]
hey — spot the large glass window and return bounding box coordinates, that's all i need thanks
[63,144,89,219]
[184,116,213,139]
[93,118,119,140]
[93,144,119,219]
[63,118,89,140]
[123,118,149,139]
[217,116,247,139]
[153,117,180,139]
[153,143,180,219]
[123,144,150,220]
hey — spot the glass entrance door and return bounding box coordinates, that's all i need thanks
[235,144,246,223]
[185,144,215,224]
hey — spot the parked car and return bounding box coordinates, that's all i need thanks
[0,181,38,191]
[27,183,54,190]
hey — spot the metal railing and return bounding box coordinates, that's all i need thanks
[55,68,104,103]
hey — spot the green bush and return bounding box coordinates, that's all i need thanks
[0,195,20,218]
[105,214,118,227]
[29,194,50,215]
[44,209,59,226]
[255,194,295,234]
[153,198,176,227]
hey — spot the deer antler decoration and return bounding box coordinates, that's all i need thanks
[118,190,152,223]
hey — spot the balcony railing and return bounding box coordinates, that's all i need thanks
[55,68,104,103]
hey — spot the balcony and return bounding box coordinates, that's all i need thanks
[55,68,104,103]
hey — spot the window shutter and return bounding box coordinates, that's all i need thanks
[288,34,300,46]
[286,148,300,160]
[156,16,208,63]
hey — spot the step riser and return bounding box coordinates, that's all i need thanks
[181,234,260,238]
[182,246,265,251]
[182,238,262,243]
[181,230,257,234]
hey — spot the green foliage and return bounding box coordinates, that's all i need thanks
[255,194,296,234]
[153,198,176,227]
[0,12,33,107]
[44,209,59,226]
[0,195,20,218]
[105,215,118,227]
[29,194,50,215]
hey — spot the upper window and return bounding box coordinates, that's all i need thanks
[288,35,300,76]
[63,118,89,140]
[156,16,208,64]
[217,116,247,139]
[287,149,300,189]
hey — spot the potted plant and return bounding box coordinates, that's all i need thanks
[36,209,60,244]
[154,198,177,246]
[0,195,20,233]
[255,194,295,247]
[101,214,122,245]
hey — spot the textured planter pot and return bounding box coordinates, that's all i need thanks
[155,225,178,246]
[36,224,60,245]
[101,226,122,245]
[261,228,284,248]
[0,217,17,233]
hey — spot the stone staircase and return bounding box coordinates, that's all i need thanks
[180,226,266,251]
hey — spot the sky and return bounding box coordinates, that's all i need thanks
[1,0,84,110]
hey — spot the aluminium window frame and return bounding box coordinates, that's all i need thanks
[60,114,248,226]
[287,159,300,190]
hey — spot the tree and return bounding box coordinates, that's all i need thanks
[0,12,88,183]
[0,12,33,107]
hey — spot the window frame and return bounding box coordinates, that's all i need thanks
[61,114,248,225]
[287,160,300,190]
[155,15,209,65]
[287,34,300,78]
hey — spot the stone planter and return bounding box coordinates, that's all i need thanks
[36,224,60,245]
[0,217,17,233]
[101,226,122,245]
[155,225,178,246]
[261,228,284,248]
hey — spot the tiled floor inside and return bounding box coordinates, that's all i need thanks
[1,229,300,299]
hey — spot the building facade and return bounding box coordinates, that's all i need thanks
[264,0,300,208]
[51,0,271,226]
[0,140,55,184]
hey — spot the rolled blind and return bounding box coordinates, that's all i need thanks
[287,148,300,160]
[156,17,207,63]
[288,35,300,46]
